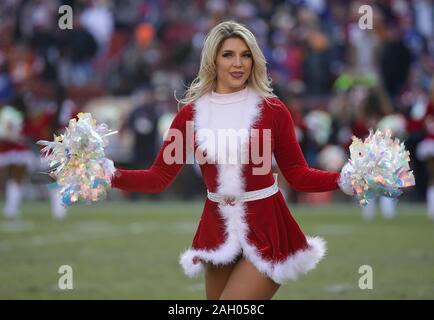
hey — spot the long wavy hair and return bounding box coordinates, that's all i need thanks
[177,21,276,107]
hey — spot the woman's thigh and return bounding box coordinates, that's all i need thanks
[204,259,239,300]
[219,257,280,300]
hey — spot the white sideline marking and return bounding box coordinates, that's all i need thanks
[0,221,34,233]
[129,222,159,234]
[314,224,355,236]
[324,283,352,293]
[0,220,197,251]
[172,221,197,233]
[185,283,204,292]
[0,223,130,251]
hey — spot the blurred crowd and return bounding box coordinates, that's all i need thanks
[1,0,434,207]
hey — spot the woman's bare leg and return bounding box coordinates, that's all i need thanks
[204,258,239,300]
[219,257,280,300]
[4,165,27,218]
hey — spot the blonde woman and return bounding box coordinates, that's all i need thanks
[111,21,343,299]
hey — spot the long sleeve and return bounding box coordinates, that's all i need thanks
[273,101,340,192]
[111,107,191,193]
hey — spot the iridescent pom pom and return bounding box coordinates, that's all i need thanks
[338,129,415,207]
[37,112,117,207]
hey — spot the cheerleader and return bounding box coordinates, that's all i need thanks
[40,20,413,300]
[0,96,34,218]
[110,21,344,299]
[416,79,434,220]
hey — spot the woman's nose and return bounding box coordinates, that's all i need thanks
[233,55,242,66]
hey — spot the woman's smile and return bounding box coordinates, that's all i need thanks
[229,71,244,79]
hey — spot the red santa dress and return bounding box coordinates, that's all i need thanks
[111,87,340,284]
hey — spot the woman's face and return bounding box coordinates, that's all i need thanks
[215,37,253,94]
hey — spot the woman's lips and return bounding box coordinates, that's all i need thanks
[230,71,244,79]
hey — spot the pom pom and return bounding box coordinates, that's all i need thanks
[338,129,415,207]
[37,112,117,207]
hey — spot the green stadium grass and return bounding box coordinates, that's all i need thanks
[0,200,433,299]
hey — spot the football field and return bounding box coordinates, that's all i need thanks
[0,200,433,300]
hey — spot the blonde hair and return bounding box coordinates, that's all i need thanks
[177,21,276,107]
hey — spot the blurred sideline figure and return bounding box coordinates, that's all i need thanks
[354,87,399,221]
[416,79,434,221]
[127,87,160,171]
[123,86,161,201]
[40,98,79,221]
[0,92,78,221]
[0,96,33,218]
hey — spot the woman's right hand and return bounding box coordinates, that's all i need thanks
[338,162,355,196]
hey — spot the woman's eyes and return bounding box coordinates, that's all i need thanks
[222,53,252,58]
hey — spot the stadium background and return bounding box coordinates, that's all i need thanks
[0,0,433,299]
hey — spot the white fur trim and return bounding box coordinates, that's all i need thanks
[194,87,262,165]
[179,249,207,277]
[179,234,327,284]
[272,236,327,283]
[180,88,327,284]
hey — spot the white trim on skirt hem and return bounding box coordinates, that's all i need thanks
[179,236,327,285]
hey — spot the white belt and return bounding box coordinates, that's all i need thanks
[207,174,279,206]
